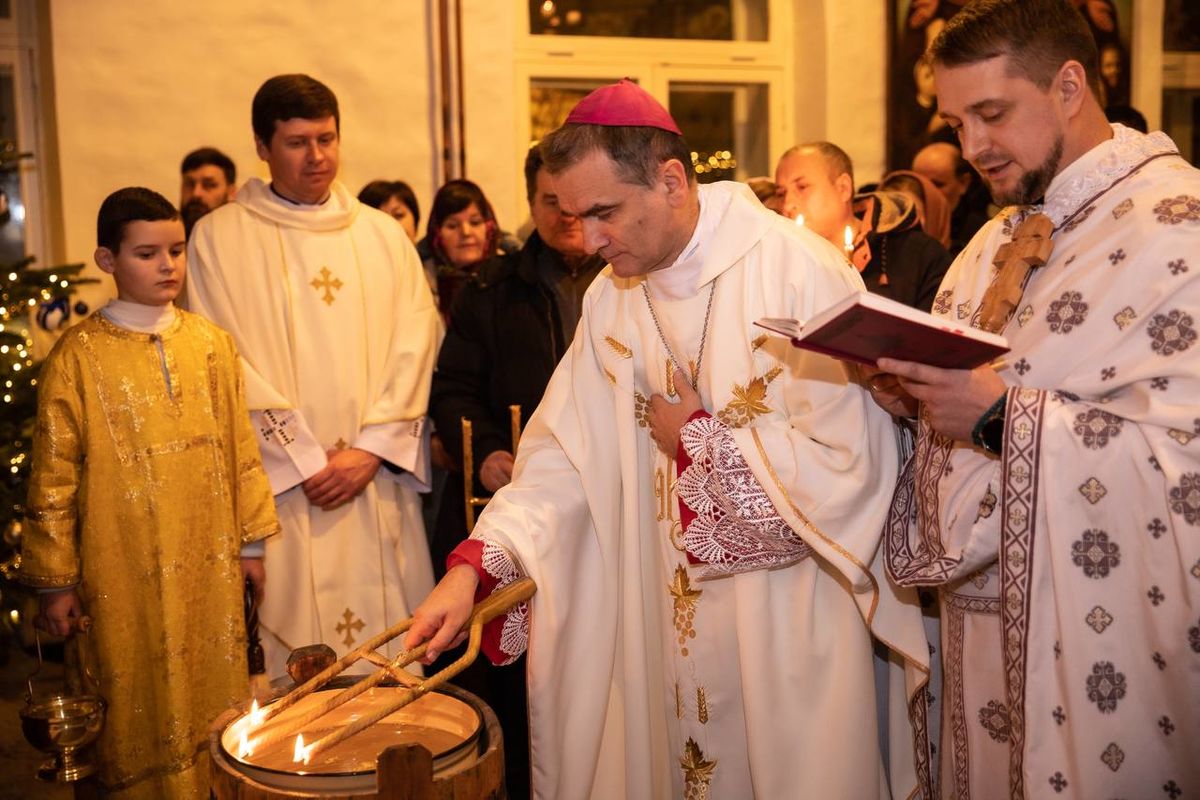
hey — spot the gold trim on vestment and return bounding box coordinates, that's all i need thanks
[748,428,872,600]
[274,223,303,404]
[750,427,933,684]
[100,738,207,792]
[348,232,374,416]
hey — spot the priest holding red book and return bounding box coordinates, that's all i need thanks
[405,80,932,799]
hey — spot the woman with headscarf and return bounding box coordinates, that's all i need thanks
[880,169,952,249]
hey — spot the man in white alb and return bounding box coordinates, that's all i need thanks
[187,74,438,678]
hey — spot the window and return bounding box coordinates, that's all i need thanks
[528,0,769,42]
[515,0,791,191]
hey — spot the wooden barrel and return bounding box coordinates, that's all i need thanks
[209,683,504,800]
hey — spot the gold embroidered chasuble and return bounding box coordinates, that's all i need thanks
[466,182,931,799]
[20,311,279,799]
[186,179,438,677]
[886,125,1200,798]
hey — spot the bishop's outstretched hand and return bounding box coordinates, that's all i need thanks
[403,564,479,663]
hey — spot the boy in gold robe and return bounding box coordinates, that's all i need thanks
[19,187,280,799]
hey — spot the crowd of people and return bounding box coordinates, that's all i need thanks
[16,0,1197,797]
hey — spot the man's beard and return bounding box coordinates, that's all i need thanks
[988,134,1064,207]
[182,198,213,238]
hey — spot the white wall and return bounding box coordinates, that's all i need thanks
[48,0,435,306]
[787,0,887,183]
[460,0,521,233]
[823,3,887,183]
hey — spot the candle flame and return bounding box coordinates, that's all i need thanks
[293,733,311,765]
[248,699,265,727]
[794,213,805,227]
[844,224,854,253]
[238,730,253,759]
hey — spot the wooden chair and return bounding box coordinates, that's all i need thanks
[461,405,521,530]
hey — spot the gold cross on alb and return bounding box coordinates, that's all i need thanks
[311,266,343,306]
[335,607,365,647]
[979,214,1055,334]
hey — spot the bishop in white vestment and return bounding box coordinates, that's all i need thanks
[443,179,933,799]
[187,176,438,677]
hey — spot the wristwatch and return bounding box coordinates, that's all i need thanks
[972,395,1007,456]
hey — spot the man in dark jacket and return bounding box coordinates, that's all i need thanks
[428,145,605,799]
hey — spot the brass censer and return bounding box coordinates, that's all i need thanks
[19,615,106,782]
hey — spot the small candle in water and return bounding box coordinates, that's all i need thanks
[293,733,311,765]
[249,699,265,727]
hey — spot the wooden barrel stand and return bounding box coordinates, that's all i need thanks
[209,685,505,800]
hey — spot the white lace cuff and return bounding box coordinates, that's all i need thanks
[677,415,813,579]
[477,537,529,665]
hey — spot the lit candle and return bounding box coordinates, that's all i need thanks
[843,225,854,255]
[293,733,311,765]
[794,213,805,227]
[248,699,265,727]
[238,730,252,759]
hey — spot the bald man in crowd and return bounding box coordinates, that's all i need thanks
[775,141,950,310]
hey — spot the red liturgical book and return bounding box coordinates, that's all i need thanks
[755,291,1009,369]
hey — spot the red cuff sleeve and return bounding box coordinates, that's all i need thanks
[675,409,711,565]
[446,538,528,665]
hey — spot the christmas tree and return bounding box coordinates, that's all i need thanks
[0,136,97,643]
[0,257,96,588]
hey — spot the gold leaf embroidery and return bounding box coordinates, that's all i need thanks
[751,333,769,350]
[675,682,684,720]
[605,336,633,359]
[716,368,783,428]
[681,738,716,800]
[604,368,617,385]
[666,359,677,397]
[669,565,701,657]
[697,686,709,724]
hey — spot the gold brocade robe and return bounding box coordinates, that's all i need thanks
[19,311,280,799]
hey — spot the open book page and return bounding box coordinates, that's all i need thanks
[755,292,1009,369]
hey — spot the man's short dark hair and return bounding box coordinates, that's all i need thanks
[180,147,236,185]
[97,187,179,252]
[539,124,695,188]
[524,144,545,202]
[358,180,420,228]
[930,0,1100,94]
[251,74,340,146]
[782,141,855,188]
